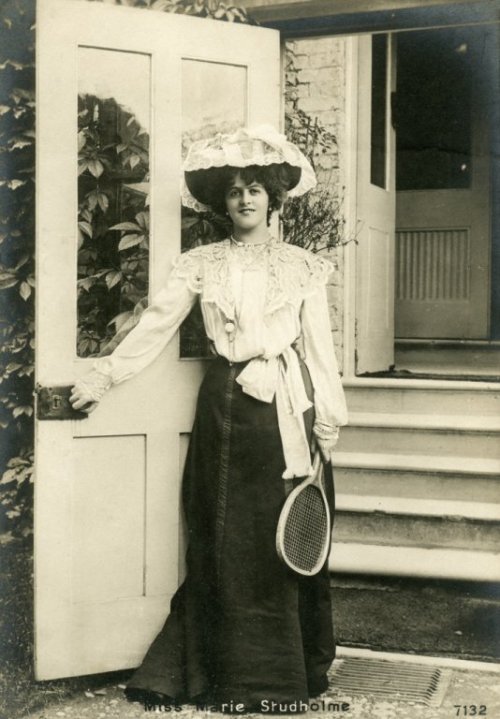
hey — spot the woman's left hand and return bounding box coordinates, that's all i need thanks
[312,423,340,464]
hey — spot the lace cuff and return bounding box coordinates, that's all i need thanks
[74,369,112,403]
[313,420,340,443]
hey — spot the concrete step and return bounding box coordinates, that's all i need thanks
[338,413,500,458]
[344,384,500,416]
[334,451,500,476]
[336,493,500,521]
[334,463,500,505]
[394,341,500,378]
[329,542,500,582]
[330,452,500,576]
[333,508,500,552]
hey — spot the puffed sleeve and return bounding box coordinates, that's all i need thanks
[300,283,348,431]
[92,251,202,384]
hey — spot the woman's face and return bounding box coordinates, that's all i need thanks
[224,173,269,232]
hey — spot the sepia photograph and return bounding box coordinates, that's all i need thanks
[0,0,499,718]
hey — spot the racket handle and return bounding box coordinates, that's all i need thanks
[311,449,322,475]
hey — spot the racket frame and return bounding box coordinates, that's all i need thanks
[276,451,331,576]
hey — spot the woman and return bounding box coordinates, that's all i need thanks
[70,125,348,713]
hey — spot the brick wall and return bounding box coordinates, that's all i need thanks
[285,37,347,371]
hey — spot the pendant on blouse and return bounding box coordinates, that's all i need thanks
[225,321,236,335]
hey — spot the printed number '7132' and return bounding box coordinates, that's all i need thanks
[454,707,487,716]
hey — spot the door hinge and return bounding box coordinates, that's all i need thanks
[35,384,89,420]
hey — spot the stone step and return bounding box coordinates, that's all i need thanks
[329,542,500,582]
[333,506,500,552]
[333,451,500,476]
[394,341,500,378]
[335,494,500,522]
[344,383,500,416]
[334,464,500,505]
[347,411,500,431]
[330,452,500,576]
[337,413,500,458]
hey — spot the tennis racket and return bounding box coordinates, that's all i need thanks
[276,451,331,576]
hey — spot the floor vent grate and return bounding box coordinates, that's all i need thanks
[331,658,452,707]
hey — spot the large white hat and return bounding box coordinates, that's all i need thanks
[181,124,317,213]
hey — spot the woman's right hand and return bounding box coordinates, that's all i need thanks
[70,369,112,414]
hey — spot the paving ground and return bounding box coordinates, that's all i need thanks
[18,656,500,719]
[3,541,500,719]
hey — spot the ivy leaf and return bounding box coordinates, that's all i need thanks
[77,130,86,151]
[182,216,200,230]
[80,208,93,223]
[19,282,31,300]
[12,406,33,418]
[109,222,141,232]
[118,234,143,251]
[77,277,94,292]
[9,138,31,151]
[88,159,104,178]
[0,276,17,289]
[128,154,140,170]
[78,221,93,239]
[6,363,22,374]
[15,254,30,271]
[7,179,25,190]
[0,59,23,70]
[0,269,16,281]
[97,192,109,211]
[0,105,10,116]
[135,211,149,230]
[105,271,122,289]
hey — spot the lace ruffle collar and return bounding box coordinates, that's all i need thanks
[172,239,333,319]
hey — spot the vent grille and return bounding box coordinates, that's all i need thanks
[396,228,470,301]
[331,658,452,707]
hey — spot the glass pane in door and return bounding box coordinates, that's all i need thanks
[396,28,472,191]
[76,48,151,357]
[180,60,247,358]
[371,34,388,189]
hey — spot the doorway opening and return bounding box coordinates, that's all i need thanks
[393,24,500,379]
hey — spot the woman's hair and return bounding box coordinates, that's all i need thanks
[185,163,300,219]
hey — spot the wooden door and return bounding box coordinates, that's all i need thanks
[355,33,397,374]
[35,0,280,680]
[395,27,491,339]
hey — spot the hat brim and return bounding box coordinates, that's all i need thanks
[184,163,302,209]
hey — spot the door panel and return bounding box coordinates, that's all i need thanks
[395,27,491,339]
[356,34,396,374]
[35,0,280,679]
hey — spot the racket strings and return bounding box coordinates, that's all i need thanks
[282,486,328,572]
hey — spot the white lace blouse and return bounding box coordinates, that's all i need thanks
[94,238,348,477]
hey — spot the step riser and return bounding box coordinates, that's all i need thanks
[338,427,500,458]
[335,468,500,504]
[344,387,500,416]
[333,512,500,552]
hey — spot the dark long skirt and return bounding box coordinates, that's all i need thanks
[127,356,336,710]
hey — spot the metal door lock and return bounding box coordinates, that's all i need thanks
[35,384,89,420]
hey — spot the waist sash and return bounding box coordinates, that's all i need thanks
[235,347,313,478]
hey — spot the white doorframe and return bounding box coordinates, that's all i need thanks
[342,34,360,382]
[342,23,498,382]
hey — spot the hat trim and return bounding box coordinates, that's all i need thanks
[181,125,317,213]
